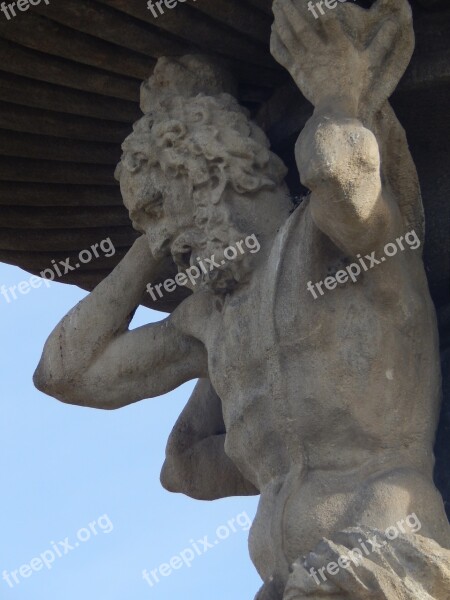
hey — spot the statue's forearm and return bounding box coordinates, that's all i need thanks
[161,434,259,501]
[296,111,398,255]
[161,379,258,499]
[34,237,162,391]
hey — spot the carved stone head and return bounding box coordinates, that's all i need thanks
[115,55,289,292]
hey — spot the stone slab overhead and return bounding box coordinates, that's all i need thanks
[0,0,448,316]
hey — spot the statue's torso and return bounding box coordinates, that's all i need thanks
[174,200,441,489]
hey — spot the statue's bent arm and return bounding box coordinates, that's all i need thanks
[34,236,207,409]
[295,112,400,257]
[161,379,259,500]
[271,0,414,257]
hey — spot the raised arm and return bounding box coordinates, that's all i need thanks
[294,109,396,256]
[271,0,416,255]
[34,236,207,409]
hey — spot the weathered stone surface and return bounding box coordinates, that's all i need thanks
[256,5,450,519]
[33,1,450,598]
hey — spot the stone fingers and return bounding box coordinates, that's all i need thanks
[284,558,339,598]
[273,0,325,49]
[305,539,378,598]
[327,529,400,576]
[367,19,400,68]
[372,0,413,22]
[270,28,295,73]
[272,0,305,55]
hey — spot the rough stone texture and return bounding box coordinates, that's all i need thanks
[33,1,450,599]
[256,3,450,520]
[284,528,450,599]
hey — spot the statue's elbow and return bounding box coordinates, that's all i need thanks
[33,356,77,404]
[160,459,184,494]
[296,117,380,192]
[33,358,58,396]
[160,458,208,499]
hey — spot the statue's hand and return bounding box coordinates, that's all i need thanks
[129,234,176,289]
[271,0,414,120]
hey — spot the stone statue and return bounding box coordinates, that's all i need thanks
[34,0,450,597]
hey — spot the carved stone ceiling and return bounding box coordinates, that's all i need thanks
[0,0,448,312]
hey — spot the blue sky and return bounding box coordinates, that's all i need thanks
[0,262,260,600]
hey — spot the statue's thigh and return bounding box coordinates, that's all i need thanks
[347,467,450,546]
[281,466,450,564]
[250,470,355,584]
[281,471,355,567]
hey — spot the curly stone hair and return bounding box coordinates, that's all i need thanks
[115,91,287,206]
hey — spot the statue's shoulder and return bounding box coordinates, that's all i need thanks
[170,289,215,341]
